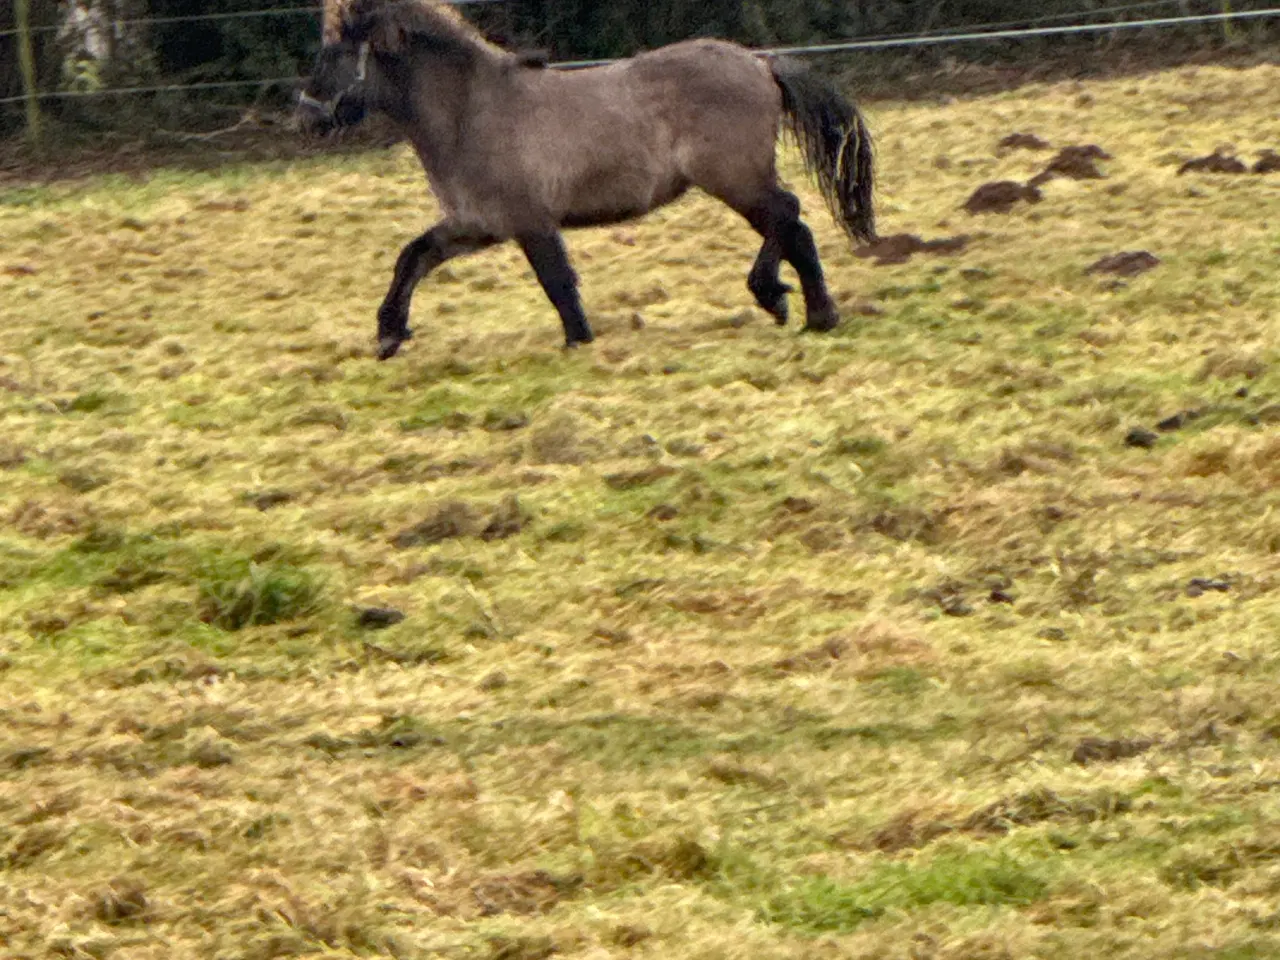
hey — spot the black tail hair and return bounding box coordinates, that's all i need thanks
[770,57,876,244]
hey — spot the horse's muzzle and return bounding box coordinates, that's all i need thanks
[295,92,337,136]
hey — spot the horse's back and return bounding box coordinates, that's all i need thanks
[621,39,783,209]
[495,38,782,229]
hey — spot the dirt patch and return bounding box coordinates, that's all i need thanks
[1254,149,1280,174]
[998,132,1052,151]
[919,580,973,618]
[964,180,1042,214]
[1156,408,1206,432]
[471,870,580,917]
[391,502,481,547]
[1124,427,1159,450]
[603,465,677,490]
[480,494,525,541]
[1086,251,1160,277]
[355,607,406,630]
[92,878,152,925]
[705,760,787,790]
[486,936,558,960]
[868,787,1132,853]
[1028,144,1111,186]
[853,233,970,266]
[244,489,294,511]
[779,496,818,515]
[1186,577,1231,598]
[773,637,846,674]
[1071,736,1158,765]
[1178,150,1249,175]
[390,497,524,547]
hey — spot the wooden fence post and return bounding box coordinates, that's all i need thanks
[1221,1,1238,42]
[15,0,42,143]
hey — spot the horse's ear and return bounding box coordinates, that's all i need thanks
[341,0,409,54]
[366,18,413,54]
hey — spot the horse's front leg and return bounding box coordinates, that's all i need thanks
[517,231,594,348]
[376,221,495,361]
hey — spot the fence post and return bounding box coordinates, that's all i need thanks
[15,0,42,143]
[1221,1,1238,41]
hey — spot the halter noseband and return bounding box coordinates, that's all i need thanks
[299,41,370,119]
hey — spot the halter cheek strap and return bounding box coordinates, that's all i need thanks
[299,42,371,117]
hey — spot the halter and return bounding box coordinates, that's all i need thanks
[298,41,370,119]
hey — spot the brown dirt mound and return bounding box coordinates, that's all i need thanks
[1178,150,1248,175]
[964,181,1042,214]
[1071,736,1157,765]
[998,132,1052,151]
[853,233,971,265]
[1029,145,1112,186]
[1254,150,1280,174]
[1086,251,1161,277]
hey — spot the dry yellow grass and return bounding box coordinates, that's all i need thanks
[2,63,1280,959]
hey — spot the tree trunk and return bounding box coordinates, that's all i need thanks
[15,0,41,142]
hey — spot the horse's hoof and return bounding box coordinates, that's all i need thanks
[802,312,840,334]
[377,337,404,361]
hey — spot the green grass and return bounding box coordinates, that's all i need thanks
[1,62,1280,959]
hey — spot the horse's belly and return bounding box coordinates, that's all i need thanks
[559,163,686,228]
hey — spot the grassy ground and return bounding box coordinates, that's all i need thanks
[2,62,1279,960]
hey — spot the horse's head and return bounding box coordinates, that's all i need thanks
[299,1,494,136]
[297,39,372,136]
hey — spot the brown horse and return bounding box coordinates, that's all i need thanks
[298,0,876,361]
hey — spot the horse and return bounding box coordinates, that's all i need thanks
[298,0,876,361]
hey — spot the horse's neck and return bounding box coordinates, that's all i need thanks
[400,57,498,182]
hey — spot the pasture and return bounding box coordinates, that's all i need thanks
[2,62,1279,959]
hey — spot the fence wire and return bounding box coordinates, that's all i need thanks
[2,4,1279,106]
[0,0,503,39]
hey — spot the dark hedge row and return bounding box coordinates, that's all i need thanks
[2,0,1275,135]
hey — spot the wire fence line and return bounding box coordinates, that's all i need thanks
[0,0,1199,40]
[2,4,1278,106]
[0,0,503,40]
[551,8,1280,70]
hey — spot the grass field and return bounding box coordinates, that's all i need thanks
[2,62,1280,959]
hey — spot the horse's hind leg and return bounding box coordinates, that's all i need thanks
[742,187,839,333]
[376,221,496,361]
[747,237,792,326]
[517,231,594,347]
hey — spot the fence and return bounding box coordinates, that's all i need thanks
[3,0,1280,142]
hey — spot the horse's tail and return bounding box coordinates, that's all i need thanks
[769,57,876,245]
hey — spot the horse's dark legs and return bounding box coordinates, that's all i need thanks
[744,188,839,333]
[747,237,792,326]
[518,231,594,347]
[376,222,495,361]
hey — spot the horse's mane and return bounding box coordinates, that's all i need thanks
[340,0,497,58]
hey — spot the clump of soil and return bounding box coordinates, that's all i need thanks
[471,870,579,917]
[964,181,1042,214]
[479,494,525,541]
[1253,150,1280,174]
[773,637,846,674]
[853,233,970,265]
[1178,149,1248,175]
[1029,145,1112,186]
[998,132,1052,151]
[1086,251,1160,277]
[390,497,525,547]
[1071,736,1157,765]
